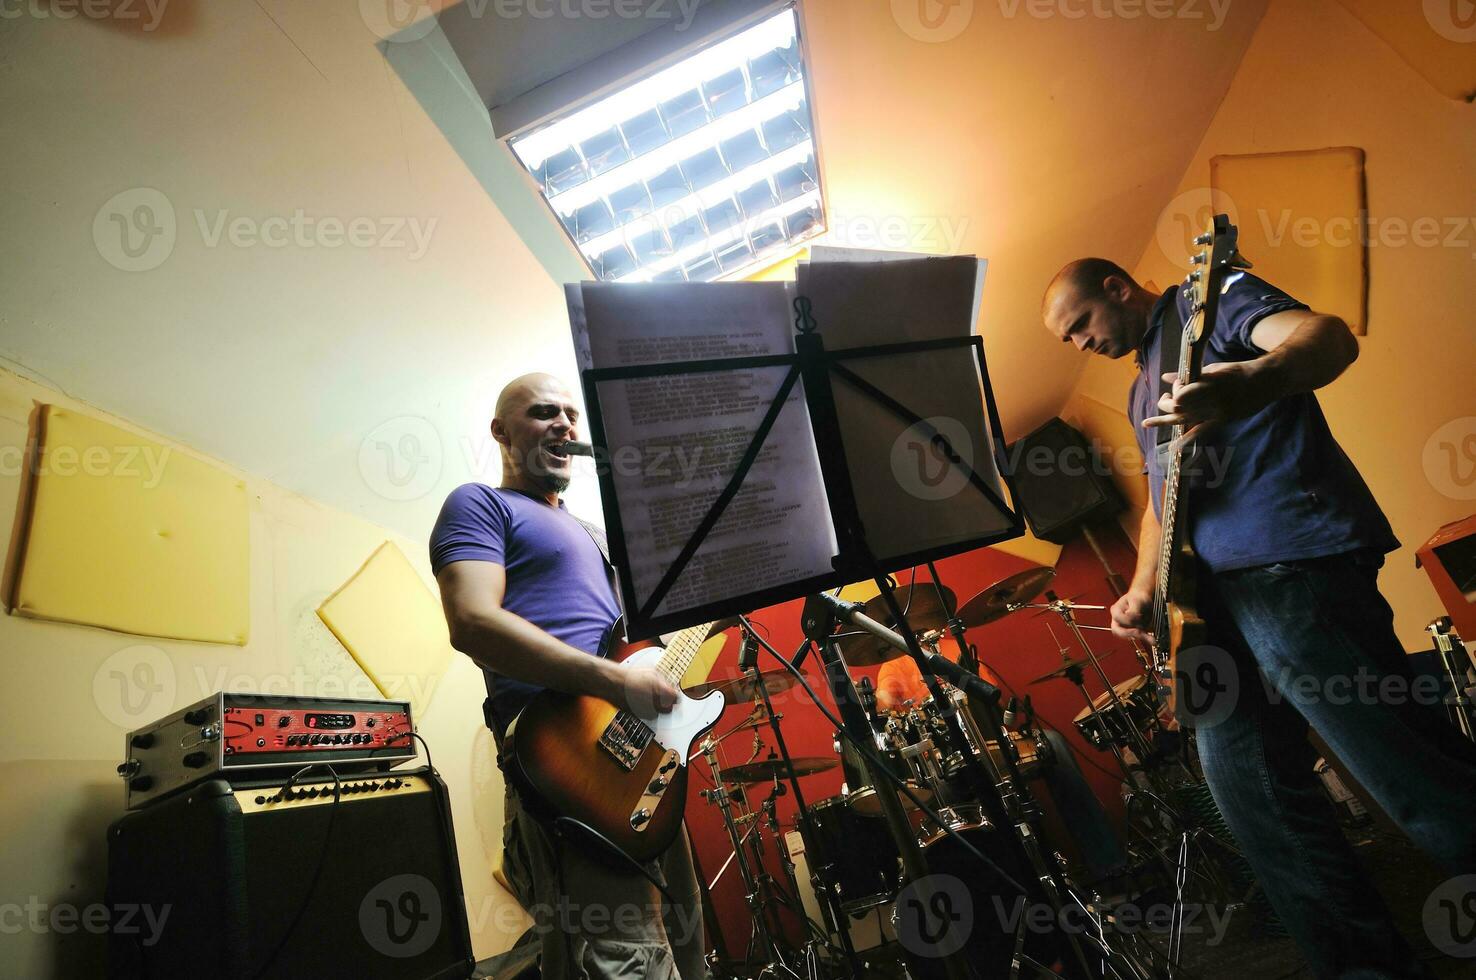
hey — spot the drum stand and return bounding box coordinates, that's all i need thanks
[922,566,1161,980]
[812,585,1100,980]
[698,738,806,980]
[736,617,864,980]
[1030,593,1246,977]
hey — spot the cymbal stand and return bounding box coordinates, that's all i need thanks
[698,737,804,980]
[922,564,1103,980]
[1030,598,1239,976]
[1032,593,1161,770]
[737,616,863,979]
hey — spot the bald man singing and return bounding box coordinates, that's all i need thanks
[431,373,705,979]
[1042,260,1476,979]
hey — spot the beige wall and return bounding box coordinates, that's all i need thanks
[0,367,525,976]
[1072,0,1476,647]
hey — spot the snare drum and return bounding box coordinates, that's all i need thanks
[803,796,899,912]
[1073,674,1160,749]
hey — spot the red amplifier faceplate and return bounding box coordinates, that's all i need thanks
[221,706,413,756]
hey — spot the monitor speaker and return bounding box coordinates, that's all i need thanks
[1005,417,1125,543]
[106,768,474,980]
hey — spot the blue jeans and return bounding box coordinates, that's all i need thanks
[1195,549,1476,979]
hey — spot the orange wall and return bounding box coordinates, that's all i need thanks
[1073,0,1476,648]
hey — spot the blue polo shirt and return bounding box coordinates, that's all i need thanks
[1129,272,1398,572]
[429,484,620,736]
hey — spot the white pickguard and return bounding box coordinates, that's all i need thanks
[621,645,726,764]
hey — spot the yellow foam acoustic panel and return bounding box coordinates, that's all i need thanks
[4,404,249,643]
[1334,0,1476,102]
[1211,147,1368,335]
[317,542,454,722]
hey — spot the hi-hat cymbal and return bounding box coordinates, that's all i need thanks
[837,584,957,666]
[723,756,838,783]
[1028,651,1115,685]
[957,568,1056,628]
[685,669,798,703]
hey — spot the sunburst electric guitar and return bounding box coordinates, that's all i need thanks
[1151,213,1250,717]
[502,619,726,862]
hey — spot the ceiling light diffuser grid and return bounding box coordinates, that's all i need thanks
[508,6,825,283]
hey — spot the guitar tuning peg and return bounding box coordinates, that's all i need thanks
[1190,254,1207,264]
[1188,270,1202,282]
[1193,233,1212,246]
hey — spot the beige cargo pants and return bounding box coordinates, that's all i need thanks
[501,786,708,979]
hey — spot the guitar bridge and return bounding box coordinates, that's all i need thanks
[599,710,654,772]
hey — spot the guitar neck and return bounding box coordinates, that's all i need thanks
[653,623,713,685]
[1155,307,1205,606]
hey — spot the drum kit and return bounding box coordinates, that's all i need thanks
[690,567,1235,980]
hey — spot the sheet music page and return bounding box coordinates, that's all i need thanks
[570,281,837,628]
[795,253,1013,564]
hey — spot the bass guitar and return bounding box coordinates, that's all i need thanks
[503,618,726,862]
[1151,213,1249,718]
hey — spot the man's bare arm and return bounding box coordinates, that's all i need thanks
[1144,308,1359,442]
[435,560,675,710]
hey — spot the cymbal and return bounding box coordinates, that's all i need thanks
[837,584,957,666]
[957,568,1056,628]
[723,756,838,784]
[685,669,798,703]
[1028,651,1114,685]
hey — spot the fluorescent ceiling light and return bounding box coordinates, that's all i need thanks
[508,6,825,283]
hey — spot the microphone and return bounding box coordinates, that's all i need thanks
[738,629,759,675]
[1002,696,1018,729]
[924,653,1001,705]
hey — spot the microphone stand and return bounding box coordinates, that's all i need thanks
[812,586,1096,979]
[737,618,863,980]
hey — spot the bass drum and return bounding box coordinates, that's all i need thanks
[894,817,1080,978]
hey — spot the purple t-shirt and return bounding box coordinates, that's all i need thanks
[429,484,620,736]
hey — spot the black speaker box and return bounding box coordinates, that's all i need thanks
[106,767,474,980]
[1005,417,1125,543]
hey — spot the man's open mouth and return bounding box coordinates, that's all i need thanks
[544,442,571,459]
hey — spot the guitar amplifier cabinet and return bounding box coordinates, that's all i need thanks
[119,692,417,810]
[1417,515,1476,641]
[105,767,474,980]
